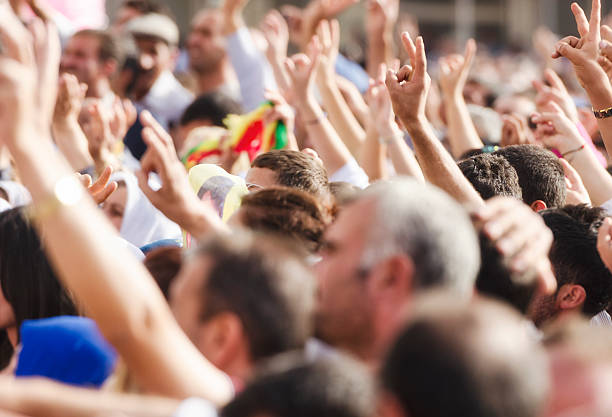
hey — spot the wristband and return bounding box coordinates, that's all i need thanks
[26,175,85,222]
[593,106,612,119]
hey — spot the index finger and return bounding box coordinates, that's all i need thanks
[400,32,416,66]
[413,36,427,79]
[571,2,590,37]
[462,38,476,72]
[543,69,567,92]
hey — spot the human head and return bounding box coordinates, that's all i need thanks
[543,319,612,417]
[530,206,612,327]
[144,246,183,300]
[175,92,242,151]
[187,9,227,75]
[381,296,549,417]
[221,353,376,417]
[248,150,330,200]
[60,30,120,95]
[112,0,166,32]
[315,179,480,362]
[459,153,523,200]
[236,187,332,253]
[170,232,315,378]
[0,208,78,368]
[494,145,566,210]
[127,13,179,99]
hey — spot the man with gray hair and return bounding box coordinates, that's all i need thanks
[314,178,480,365]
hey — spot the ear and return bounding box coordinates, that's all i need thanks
[557,284,587,311]
[530,200,548,212]
[370,255,414,300]
[195,312,246,370]
[102,59,117,77]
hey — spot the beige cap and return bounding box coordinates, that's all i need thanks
[127,13,179,46]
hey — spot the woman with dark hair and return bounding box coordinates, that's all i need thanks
[0,208,78,369]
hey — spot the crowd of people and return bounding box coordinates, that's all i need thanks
[0,0,612,416]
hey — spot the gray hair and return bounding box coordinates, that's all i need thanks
[359,178,480,298]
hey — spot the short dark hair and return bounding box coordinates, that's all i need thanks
[239,187,331,253]
[196,233,314,361]
[459,153,523,200]
[0,208,78,369]
[382,297,549,417]
[476,232,538,314]
[179,93,243,128]
[221,353,376,417]
[251,150,330,200]
[541,205,612,315]
[144,246,182,300]
[494,145,566,208]
[73,29,122,63]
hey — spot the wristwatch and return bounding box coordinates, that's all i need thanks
[593,106,612,119]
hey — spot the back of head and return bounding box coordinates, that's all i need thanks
[180,92,242,128]
[382,295,549,417]
[541,205,612,316]
[494,145,565,208]
[476,232,538,314]
[221,353,376,417]
[458,153,522,200]
[360,178,480,298]
[239,187,331,253]
[144,246,183,300]
[0,208,78,368]
[197,233,315,360]
[251,150,330,200]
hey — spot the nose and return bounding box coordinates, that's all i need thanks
[139,53,155,71]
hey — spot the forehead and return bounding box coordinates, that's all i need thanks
[134,36,169,52]
[191,10,222,31]
[325,198,374,246]
[245,167,278,189]
[66,35,100,53]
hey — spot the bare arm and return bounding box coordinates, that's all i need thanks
[438,39,484,159]
[365,0,398,78]
[0,4,232,405]
[385,33,483,206]
[315,20,366,157]
[0,377,180,417]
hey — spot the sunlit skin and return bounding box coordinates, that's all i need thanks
[102,183,127,232]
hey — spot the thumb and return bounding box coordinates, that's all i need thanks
[555,41,583,65]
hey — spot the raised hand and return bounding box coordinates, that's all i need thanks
[531,102,585,154]
[533,69,579,123]
[367,64,396,136]
[473,196,556,294]
[78,166,118,205]
[54,73,87,125]
[263,90,298,151]
[366,0,399,36]
[221,0,250,34]
[559,158,592,206]
[284,48,320,106]
[438,39,476,98]
[552,0,607,90]
[262,10,290,66]
[385,33,431,125]
[314,19,340,84]
[500,113,535,147]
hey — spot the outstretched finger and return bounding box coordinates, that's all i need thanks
[413,36,427,79]
[589,0,601,39]
[140,110,175,150]
[544,68,567,92]
[571,2,590,37]
[90,166,114,194]
[462,38,477,72]
[400,32,416,66]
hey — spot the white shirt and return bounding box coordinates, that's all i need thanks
[173,398,218,417]
[329,158,370,189]
[136,70,194,130]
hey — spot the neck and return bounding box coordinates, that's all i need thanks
[194,61,234,95]
[87,78,113,100]
[7,326,17,347]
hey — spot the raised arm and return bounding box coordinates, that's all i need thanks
[365,0,399,77]
[553,0,612,155]
[532,102,612,207]
[0,3,232,405]
[438,39,484,158]
[285,47,354,176]
[385,33,483,206]
[314,20,367,156]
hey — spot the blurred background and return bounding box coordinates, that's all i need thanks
[102,0,612,50]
